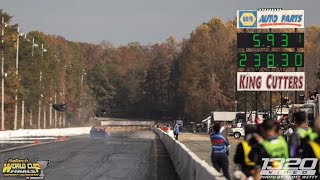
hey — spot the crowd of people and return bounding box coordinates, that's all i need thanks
[210,111,320,180]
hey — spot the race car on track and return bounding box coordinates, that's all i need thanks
[90,126,107,138]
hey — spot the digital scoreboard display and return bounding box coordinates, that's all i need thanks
[237,33,304,48]
[238,52,304,68]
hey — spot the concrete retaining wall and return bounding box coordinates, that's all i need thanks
[0,127,91,140]
[154,128,226,180]
[101,121,154,126]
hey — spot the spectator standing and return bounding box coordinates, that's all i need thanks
[210,123,231,180]
[254,115,262,125]
[289,111,312,158]
[220,122,228,138]
[174,123,180,140]
[302,116,320,179]
[234,124,256,179]
[248,119,289,180]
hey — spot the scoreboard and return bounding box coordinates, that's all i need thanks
[236,10,305,97]
[238,52,303,68]
[237,33,304,68]
[237,33,304,48]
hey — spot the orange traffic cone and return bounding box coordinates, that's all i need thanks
[34,139,39,145]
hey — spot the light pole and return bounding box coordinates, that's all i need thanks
[39,44,47,129]
[63,89,65,127]
[63,65,66,127]
[31,40,44,129]
[54,55,59,128]
[1,17,8,130]
[30,38,38,128]
[59,90,63,127]
[14,27,25,130]
[235,101,238,112]
[81,68,85,87]
[49,97,52,127]
[62,64,71,127]
[78,68,86,123]
[54,92,57,127]
[14,27,19,130]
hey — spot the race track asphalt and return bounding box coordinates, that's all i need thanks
[0,130,179,180]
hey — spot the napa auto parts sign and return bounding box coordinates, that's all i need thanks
[237,10,304,29]
[237,72,305,91]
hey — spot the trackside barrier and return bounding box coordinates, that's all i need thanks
[154,128,226,180]
[100,120,154,126]
[0,127,91,140]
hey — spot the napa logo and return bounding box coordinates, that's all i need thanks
[238,10,257,28]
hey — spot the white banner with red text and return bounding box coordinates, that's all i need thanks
[237,72,305,91]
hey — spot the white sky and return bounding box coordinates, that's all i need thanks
[1,0,319,45]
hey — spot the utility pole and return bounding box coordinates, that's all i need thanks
[29,110,32,127]
[78,68,85,123]
[49,97,52,127]
[38,44,47,129]
[21,101,24,128]
[35,39,41,129]
[14,27,20,130]
[59,113,62,127]
[54,92,57,127]
[38,70,42,129]
[30,38,37,128]
[1,17,5,130]
[43,105,46,129]
[63,88,66,127]
[63,65,66,127]
[41,44,47,128]
[39,44,43,129]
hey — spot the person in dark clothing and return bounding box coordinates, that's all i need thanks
[234,124,257,178]
[210,123,231,180]
[289,111,312,158]
[248,119,289,180]
[174,124,180,140]
[302,116,320,179]
[302,136,320,179]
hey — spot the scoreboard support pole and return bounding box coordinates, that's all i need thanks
[278,55,287,119]
[254,67,260,120]
[269,28,272,119]
[255,90,258,118]
[244,68,247,121]
[244,29,247,122]
[294,28,298,103]
[280,91,283,116]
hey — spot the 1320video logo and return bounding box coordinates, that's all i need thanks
[261,158,319,179]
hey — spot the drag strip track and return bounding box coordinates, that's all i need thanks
[0,130,179,180]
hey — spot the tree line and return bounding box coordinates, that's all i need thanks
[1,10,320,129]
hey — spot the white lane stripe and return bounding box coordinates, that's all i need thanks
[0,140,35,144]
[8,137,58,140]
[0,141,58,154]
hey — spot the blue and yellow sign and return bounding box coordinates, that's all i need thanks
[237,10,304,29]
[237,10,257,28]
[2,158,49,179]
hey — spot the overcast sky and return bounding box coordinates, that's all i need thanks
[1,0,319,45]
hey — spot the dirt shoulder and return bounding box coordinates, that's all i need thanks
[178,133,242,179]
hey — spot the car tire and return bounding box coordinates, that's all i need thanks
[234,132,241,139]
